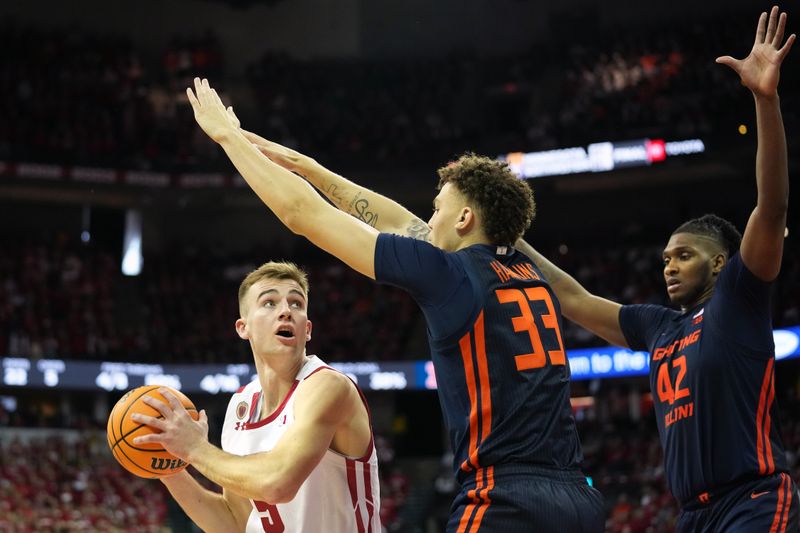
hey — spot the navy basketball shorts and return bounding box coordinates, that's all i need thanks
[677,472,799,532]
[445,465,605,533]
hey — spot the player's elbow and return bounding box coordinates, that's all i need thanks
[281,200,313,236]
[258,475,300,504]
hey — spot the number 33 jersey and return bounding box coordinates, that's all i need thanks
[619,252,789,504]
[221,356,380,533]
[375,235,584,482]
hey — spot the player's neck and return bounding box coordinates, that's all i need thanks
[454,230,491,251]
[255,353,308,414]
[680,287,714,313]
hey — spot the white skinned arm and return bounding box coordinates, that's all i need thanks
[159,470,251,532]
[187,78,380,279]
[241,132,432,241]
[135,372,364,504]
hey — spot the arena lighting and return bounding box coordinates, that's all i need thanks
[500,138,706,179]
[121,209,143,276]
[2,327,798,392]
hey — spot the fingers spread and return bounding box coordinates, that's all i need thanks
[158,388,184,410]
[142,395,171,417]
[186,88,200,110]
[714,55,740,72]
[756,11,768,44]
[773,11,787,47]
[765,6,779,43]
[132,433,161,445]
[779,33,796,58]
[131,412,166,431]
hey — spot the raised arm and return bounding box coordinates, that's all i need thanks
[717,6,795,281]
[514,240,628,348]
[187,78,379,279]
[241,132,433,241]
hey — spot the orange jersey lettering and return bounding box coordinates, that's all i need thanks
[489,260,540,284]
[652,328,702,361]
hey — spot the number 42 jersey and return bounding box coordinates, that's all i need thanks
[619,252,789,505]
[221,356,380,533]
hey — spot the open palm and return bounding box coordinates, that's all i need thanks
[717,6,795,97]
[186,77,237,143]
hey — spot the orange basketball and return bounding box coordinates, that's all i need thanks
[106,385,199,479]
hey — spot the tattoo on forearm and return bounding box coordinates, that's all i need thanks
[325,183,347,209]
[406,219,431,242]
[536,262,563,284]
[352,196,379,227]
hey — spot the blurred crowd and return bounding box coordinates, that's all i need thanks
[3,12,798,172]
[0,433,169,532]
[1,234,797,363]
[3,383,799,532]
[0,235,419,364]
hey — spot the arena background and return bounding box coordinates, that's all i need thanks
[1,0,798,531]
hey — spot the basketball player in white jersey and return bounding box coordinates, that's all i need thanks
[131,261,381,532]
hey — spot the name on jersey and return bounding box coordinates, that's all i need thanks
[664,402,694,428]
[652,328,701,361]
[490,260,540,284]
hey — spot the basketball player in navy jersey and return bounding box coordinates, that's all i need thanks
[521,7,799,532]
[187,83,605,530]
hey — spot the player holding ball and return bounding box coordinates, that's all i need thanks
[121,261,380,532]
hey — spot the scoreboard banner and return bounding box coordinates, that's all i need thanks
[2,326,798,393]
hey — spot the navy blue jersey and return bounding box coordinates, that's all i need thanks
[619,252,788,504]
[375,234,583,483]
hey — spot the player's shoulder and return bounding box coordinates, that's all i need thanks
[301,365,355,392]
[622,303,680,326]
[301,356,359,391]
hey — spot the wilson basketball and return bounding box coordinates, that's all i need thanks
[106,385,199,479]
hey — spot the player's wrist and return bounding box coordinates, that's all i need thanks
[184,438,214,466]
[291,154,318,175]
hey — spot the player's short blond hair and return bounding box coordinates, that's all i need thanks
[237,261,310,317]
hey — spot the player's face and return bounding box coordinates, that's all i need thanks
[662,233,723,308]
[236,278,312,358]
[428,182,467,252]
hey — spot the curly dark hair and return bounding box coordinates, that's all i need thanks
[436,153,535,245]
[672,214,742,258]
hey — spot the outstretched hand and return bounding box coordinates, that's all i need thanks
[131,388,210,463]
[186,78,239,143]
[716,6,795,98]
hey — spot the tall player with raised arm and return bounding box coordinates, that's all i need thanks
[187,83,605,530]
[517,7,798,532]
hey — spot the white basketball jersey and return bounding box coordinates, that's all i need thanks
[221,355,381,533]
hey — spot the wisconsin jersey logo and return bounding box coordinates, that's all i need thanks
[236,401,248,420]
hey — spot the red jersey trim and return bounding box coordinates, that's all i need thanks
[242,380,300,430]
